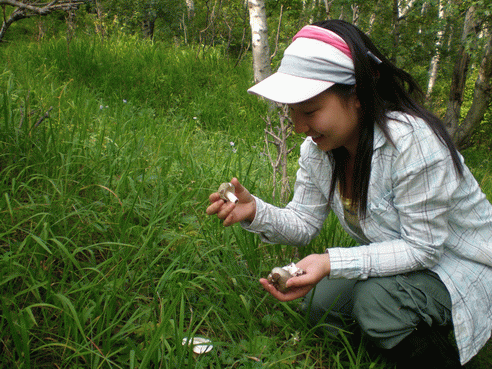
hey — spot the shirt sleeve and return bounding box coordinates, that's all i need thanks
[329,119,463,279]
[241,140,331,246]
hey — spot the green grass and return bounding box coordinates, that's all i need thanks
[1,34,491,368]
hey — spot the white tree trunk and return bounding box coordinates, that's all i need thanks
[323,0,333,19]
[397,0,418,18]
[392,0,417,59]
[185,0,195,18]
[248,0,271,83]
[418,2,429,34]
[351,4,360,26]
[426,0,445,98]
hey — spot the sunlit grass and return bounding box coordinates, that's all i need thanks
[1,34,489,368]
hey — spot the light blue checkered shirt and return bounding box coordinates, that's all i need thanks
[244,112,492,364]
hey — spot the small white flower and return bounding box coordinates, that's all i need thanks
[193,117,198,120]
[291,331,300,343]
[123,99,127,103]
[230,142,235,146]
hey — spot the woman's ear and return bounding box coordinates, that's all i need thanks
[355,96,361,109]
[351,86,361,109]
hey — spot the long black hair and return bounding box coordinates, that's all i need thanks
[312,19,463,218]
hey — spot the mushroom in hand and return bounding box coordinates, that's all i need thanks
[218,182,238,203]
[267,263,305,293]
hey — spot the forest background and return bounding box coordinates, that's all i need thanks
[1,0,492,368]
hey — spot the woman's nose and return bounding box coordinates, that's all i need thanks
[293,117,308,134]
[289,108,309,134]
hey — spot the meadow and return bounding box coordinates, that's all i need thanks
[1,35,491,368]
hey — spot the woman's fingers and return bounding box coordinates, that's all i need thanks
[206,197,223,215]
[260,277,314,302]
[206,178,256,226]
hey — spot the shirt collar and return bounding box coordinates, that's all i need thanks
[373,123,387,151]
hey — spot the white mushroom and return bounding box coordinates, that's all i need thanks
[282,262,305,277]
[267,263,305,293]
[218,182,238,203]
[182,337,213,354]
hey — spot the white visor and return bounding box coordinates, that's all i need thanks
[247,73,334,104]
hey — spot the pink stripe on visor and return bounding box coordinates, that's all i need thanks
[293,25,352,59]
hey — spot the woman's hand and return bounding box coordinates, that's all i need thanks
[206,178,256,227]
[260,253,331,302]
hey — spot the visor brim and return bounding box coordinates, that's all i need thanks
[247,72,334,104]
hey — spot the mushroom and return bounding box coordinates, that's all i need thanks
[218,182,238,203]
[267,267,293,293]
[182,337,213,355]
[267,263,305,293]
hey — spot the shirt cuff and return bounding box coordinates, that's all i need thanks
[327,246,365,280]
[240,196,265,232]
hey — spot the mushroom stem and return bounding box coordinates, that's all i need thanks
[225,192,238,203]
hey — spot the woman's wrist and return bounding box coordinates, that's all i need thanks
[246,197,257,223]
[321,252,331,277]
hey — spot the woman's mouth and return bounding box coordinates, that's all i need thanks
[311,135,323,144]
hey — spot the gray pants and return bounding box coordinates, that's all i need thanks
[300,270,453,349]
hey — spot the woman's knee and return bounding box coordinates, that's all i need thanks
[352,278,417,348]
[352,278,391,327]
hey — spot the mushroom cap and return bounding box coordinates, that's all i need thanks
[218,182,235,194]
[267,267,292,293]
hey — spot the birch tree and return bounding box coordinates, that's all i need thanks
[392,0,418,60]
[366,0,381,35]
[185,0,194,18]
[248,0,271,83]
[323,0,333,19]
[351,4,360,26]
[426,0,445,98]
[248,0,297,203]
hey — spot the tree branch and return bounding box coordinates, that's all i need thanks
[0,0,88,42]
[454,28,492,149]
[1,0,86,15]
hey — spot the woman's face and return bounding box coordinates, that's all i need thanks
[289,89,361,157]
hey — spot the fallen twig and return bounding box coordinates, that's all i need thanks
[34,106,53,128]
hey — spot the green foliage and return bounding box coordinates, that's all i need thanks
[101,0,186,36]
[0,35,369,368]
[6,35,265,138]
[1,7,492,368]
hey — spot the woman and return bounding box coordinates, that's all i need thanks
[206,20,492,368]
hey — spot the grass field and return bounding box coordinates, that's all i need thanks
[1,35,491,368]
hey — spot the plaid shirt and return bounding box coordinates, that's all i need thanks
[244,112,492,364]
